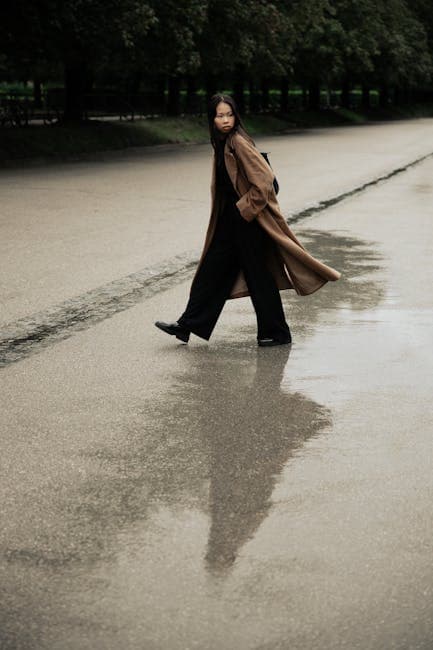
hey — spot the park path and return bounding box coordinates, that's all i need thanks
[1,119,433,328]
[1,122,433,649]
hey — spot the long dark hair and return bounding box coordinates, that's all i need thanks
[207,94,253,152]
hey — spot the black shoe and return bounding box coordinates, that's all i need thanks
[258,337,292,347]
[155,321,190,343]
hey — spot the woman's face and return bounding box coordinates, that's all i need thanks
[214,101,235,134]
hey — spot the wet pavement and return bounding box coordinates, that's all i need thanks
[2,118,433,326]
[1,126,433,649]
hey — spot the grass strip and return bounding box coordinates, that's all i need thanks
[1,104,432,164]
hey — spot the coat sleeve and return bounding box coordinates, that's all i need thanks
[233,134,275,222]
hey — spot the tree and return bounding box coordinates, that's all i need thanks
[331,0,381,108]
[1,0,156,121]
[137,0,208,116]
[292,0,432,110]
[411,0,433,99]
[292,1,345,109]
[1,0,432,122]
[199,0,294,112]
[371,0,432,106]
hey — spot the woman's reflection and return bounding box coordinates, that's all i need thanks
[68,230,383,573]
[199,344,332,572]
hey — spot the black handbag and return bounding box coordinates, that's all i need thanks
[261,152,280,195]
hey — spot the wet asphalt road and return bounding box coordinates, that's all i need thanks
[1,122,433,649]
[2,118,433,326]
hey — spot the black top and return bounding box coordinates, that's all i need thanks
[215,136,239,213]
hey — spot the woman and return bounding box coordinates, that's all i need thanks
[155,94,340,346]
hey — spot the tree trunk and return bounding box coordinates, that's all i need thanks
[361,84,370,110]
[248,80,260,113]
[340,79,350,109]
[308,81,320,110]
[280,77,289,114]
[394,86,411,106]
[126,71,141,116]
[379,83,389,108]
[167,76,181,116]
[33,79,42,108]
[63,60,88,122]
[205,75,218,102]
[261,78,270,111]
[129,71,142,95]
[233,70,245,115]
[185,76,198,114]
[155,76,166,115]
[302,86,308,109]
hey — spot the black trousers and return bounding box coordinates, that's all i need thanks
[178,202,291,341]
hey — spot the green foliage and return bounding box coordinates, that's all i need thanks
[372,0,432,88]
[0,0,432,120]
[200,0,294,78]
[5,104,433,163]
[143,1,208,75]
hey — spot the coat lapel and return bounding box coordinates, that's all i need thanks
[224,136,239,196]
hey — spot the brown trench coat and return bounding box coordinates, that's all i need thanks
[196,130,341,299]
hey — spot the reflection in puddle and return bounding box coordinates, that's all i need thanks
[6,230,384,578]
[201,229,385,570]
[60,230,385,575]
[197,346,332,572]
[0,222,404,646]
[283,229,386,342]
[296,229,385,308]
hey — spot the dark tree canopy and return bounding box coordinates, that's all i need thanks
[1,0,432,120]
